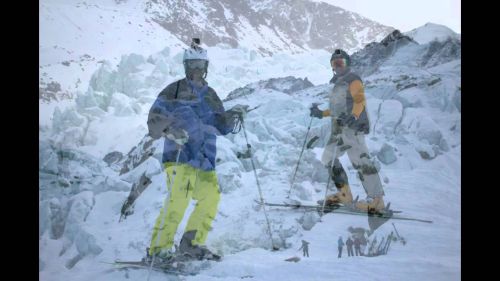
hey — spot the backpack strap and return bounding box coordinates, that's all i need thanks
[174,80,180,99]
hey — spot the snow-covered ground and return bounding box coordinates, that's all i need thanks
[39,1,460,280]
[39,69,460,281]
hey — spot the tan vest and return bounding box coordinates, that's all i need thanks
[328,71,370,134]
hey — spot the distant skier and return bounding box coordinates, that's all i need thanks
[346,236,354,257]
[338,236,344,258]
[310,49,386,212]
[354,237,361,256]
[298,240,310,257]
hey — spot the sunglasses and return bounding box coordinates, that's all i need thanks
[185,60,207,70]
[331,58,347,69]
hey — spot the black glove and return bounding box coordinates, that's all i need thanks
[310,105,323,119]
[228,104,249,120]
[337,113,356,127]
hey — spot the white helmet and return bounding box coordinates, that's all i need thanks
[183,45,209,61]
[183,38,209,78]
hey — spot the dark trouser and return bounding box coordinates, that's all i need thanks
[355,246,361,256]
[338,246,343,258]
[303,249,309,257]
[347,246,354,256]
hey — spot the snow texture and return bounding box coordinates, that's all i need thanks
[40,1,460,280]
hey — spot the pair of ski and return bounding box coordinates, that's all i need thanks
[254,199,433,224]
[108,259,190,275]
[109,254,218,276]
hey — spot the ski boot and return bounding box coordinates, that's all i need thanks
[318,184,353,206]
[144,247,175,265]
[355,196,385,214]
[178,230,221,261]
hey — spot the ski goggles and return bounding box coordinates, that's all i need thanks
[331,58,347,69]
[185,59,207,70]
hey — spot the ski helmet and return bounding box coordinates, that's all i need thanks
[183,38,209,79]
[330,49,350,67]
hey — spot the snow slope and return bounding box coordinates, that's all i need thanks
[39,0,186,95]
[39,0,392,103]
[40,83,460,280]
[40,71,460,281]
[39,4,461,281]
[405,23,460,45]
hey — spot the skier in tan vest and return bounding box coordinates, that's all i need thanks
[310,49,385,212]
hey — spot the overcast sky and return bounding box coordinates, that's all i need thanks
[318,0,461,33]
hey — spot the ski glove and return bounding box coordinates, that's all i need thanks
[310,105,323,119]
[148,111,176,140]
[337,113,356,127]
[163,128,189,145]
[228,104,249,120]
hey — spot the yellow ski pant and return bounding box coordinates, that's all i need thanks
[149,164,221,256]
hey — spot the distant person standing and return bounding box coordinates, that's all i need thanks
[338,236,344,258]
[354,237,361,256]
[346,236,354,257]
[348,226,369,256]
[298,240,310,257]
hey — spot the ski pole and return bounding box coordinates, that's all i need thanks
[241,119,278,251]
[319,132,342,220]
[392,223,406,245]
[147,146,182,281]
[287,116,314,198]
[392,223,401,237]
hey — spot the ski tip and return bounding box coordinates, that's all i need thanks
[272,246,280,251]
